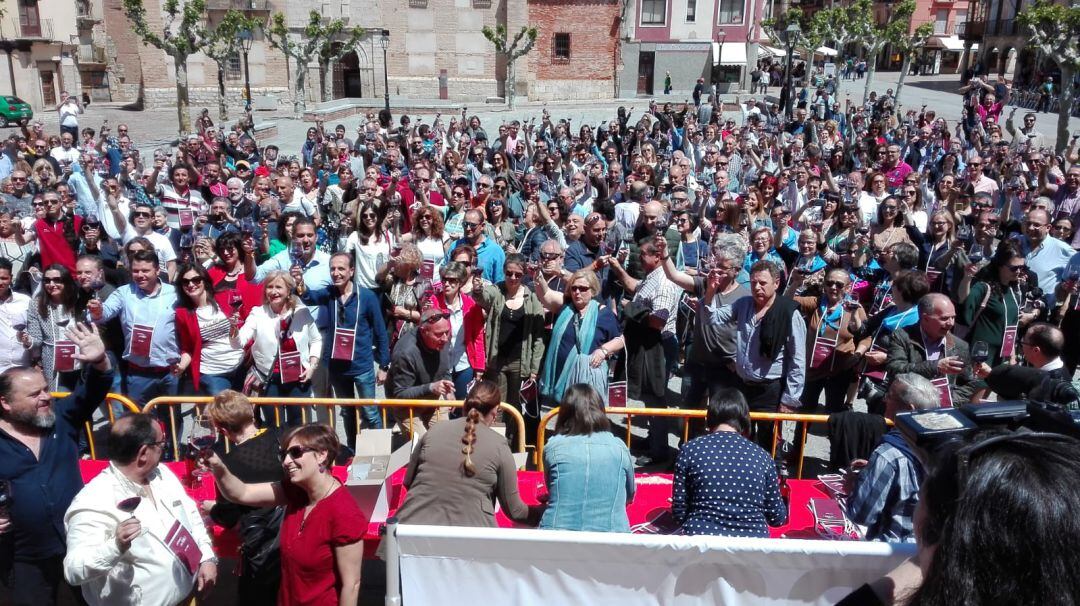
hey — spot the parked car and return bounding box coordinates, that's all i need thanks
[0,96,32,127]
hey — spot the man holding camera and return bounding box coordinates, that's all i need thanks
[1021,208,1072,307]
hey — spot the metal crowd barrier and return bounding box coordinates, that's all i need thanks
[534,407,835,479]
[51,392,142,460]
[144,397,528,461]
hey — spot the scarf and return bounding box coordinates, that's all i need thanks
[759,296,801,360]
[540,300,599,402]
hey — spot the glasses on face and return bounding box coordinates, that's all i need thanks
[504,270,523,279]
[452,191,465,198]
[1008,264,1026,272]
[493,185,507,191]
[1025,221,1047,229]
[824,280,847,289]
[931,221,949,227]
[570,285,591,293]
[1054,224,1072,232]
[463,221,480,230]
[362,213,377,220]
[43,276,63,284]
[180,276,204,287]
[477,182,492,189]
[10,177,26,182]
[279,445,315,461]
[133,211,151,219]
[882,205,898,212]
[540,253,563,261]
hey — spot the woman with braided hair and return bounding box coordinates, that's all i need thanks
[390,380,541,527]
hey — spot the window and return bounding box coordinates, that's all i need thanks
[716,0,743,24]
[408,0,427,7]
[641,0,666,25]
[686,0,696,22]
[953,9,966,33]
[552,33,571,64]
[934,9,948,35]
[225,53,242,81]
[472,0,491,6]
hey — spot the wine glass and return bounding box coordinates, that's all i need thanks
[291,242,303,268]
[228,291,243,313]
[116,496,142,517]
[187,416,217,480]
[971,340,990,365]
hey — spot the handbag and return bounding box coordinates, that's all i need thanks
[237,506,284,579]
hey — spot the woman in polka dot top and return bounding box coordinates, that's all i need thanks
[672,388,788,537]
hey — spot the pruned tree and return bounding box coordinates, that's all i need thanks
[814,7,858,94]
[762,8,826,87]
[1018,0,1080,153]
[264,11,364,117]
[890,15,934,109]
[203,10,259,122]
[121,0,208,136]
[482,24,538,110]
[848,0,917,104]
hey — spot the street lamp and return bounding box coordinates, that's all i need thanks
[239,29,253,112]
[782,21,800,120]
[380,29,390,112]
[716,30,726,93]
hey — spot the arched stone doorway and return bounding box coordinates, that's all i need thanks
[332,46,375,99]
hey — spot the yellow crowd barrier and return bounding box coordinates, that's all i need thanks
[144,397,528,461]
[534,407,835,479]
[51,392,141,460]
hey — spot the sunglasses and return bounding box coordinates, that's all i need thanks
[1008,264,1026,272]
[180,276,204,287]
[493,185,508,191]
[279,445,316,461]
[133,211,151,218]
[824,280,847,288]
[43,277,63,284]
[570,285,592,293]
[423,311,451,324]
[540,253,563,261]
[504,270,523,278]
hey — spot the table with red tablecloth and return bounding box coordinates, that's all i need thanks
[78,461,836,560]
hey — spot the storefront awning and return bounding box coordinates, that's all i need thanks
[761,45,787,58]
[816,46,839,57]
[712,41,748,66]
[931,35,972,52]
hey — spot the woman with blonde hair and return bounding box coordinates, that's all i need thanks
[30,158,57,193]
[207,423,364,606]
[390,380,539,527]
[376,242,430,346]
[235,270,322,426]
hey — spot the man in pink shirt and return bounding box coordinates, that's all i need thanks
[884,144,913,189]
[965,157,1000,197]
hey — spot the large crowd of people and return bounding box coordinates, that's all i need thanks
[3,75,1080,605]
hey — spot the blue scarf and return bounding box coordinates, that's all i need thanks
[540,300,599,402]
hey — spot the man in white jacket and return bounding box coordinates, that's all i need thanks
[63,414,218,606]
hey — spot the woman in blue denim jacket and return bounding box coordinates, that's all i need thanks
[540,384,635,532]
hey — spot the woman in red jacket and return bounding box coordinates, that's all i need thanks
[175,262,247,394]
[427,261,486,398]
[201,231,259,320]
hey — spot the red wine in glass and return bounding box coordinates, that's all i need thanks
[229,292,243,312]
[190,435,216,453]
[116,496,141,515]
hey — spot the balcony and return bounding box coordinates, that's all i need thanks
[78,45,107,64]
[205,0,271,11]
[0,17,54,41]
[956,20,984,41]
[76,0,99,25]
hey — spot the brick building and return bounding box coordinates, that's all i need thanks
[526,0,622,101]
[0,0,82,112]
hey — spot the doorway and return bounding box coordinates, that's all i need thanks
[40,70,55,106]
[637,51,654,96]
[341,51,363,98]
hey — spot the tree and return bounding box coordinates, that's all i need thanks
[889,16,934,109]
[847,0,917,104]
[203,10,259,122]
[264,11,364,117]
[762,8,826,87]
[815,7,858,95]
[1018,0,1080,153]
[482,24,538,110]
[122,0,209,136]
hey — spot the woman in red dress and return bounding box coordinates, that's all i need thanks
[208,424,365,606]
[202,231,259,318]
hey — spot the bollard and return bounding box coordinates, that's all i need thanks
[384,517,402,606]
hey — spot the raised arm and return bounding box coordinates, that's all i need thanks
[206,452,286,507]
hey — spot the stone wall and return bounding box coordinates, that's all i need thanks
[140,86,291,110]
[529,79,612,101]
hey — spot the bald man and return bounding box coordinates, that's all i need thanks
[885,293,975,406]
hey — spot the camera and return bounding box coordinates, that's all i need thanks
[896,399,1080,465]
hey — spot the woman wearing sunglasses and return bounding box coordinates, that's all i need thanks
[23,263,81,391]
[535,268,624,406]
[175,263,247,395]
[235,270,322,426]
[957,240,1039,369]
[207,423,364,606]
[793,268,871,412]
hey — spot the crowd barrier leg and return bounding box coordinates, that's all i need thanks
[384,517,402,606]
